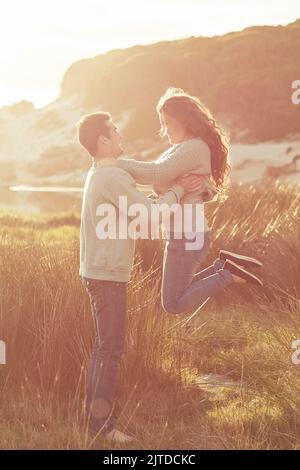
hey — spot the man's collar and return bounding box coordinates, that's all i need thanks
[92,157,117,169]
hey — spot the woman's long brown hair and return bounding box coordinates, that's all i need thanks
[157,87,231,189]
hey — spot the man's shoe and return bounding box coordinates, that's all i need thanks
[105,428,135,444]
[220,250,263,268]
[223,260,263,287]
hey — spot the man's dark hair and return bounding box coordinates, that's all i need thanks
[76,112,111,157]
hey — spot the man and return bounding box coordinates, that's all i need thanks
[77,112,200,444]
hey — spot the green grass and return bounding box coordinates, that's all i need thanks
[0,180,300,449]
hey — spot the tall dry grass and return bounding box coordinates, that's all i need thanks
[0,180,300,449]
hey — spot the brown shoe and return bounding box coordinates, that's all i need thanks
[223,260,263,287]
[220,250,263,268]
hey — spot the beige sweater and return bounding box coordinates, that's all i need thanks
[118,138,217,233]
[79,162,184,282]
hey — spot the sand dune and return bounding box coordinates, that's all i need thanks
[0,96,300,187]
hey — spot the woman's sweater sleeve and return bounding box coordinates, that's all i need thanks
[117,139,211,186]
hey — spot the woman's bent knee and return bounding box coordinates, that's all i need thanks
[162,299,181,315]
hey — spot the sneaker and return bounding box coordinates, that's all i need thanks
[220,250,263,268]
[105,428,135,444]
[223,259,263,287]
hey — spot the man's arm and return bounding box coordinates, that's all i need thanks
[99,170,184,237]
[117,139,211,186]
[103,171,184,213]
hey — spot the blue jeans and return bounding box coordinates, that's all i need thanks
[161,231,234,315]
[82,277,127,435]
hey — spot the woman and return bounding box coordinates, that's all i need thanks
[118,87,263,315]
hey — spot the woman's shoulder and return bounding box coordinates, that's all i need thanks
[180,137,210,151]
[175,138,211,159]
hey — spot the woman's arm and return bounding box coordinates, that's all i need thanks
[117,139,211,186]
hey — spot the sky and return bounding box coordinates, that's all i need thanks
[0,0,299,108]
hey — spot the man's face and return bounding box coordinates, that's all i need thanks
[105,120,124,158]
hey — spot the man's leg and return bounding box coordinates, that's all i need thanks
[83,278,127,436]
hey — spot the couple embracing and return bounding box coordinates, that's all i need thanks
[77,87,263,443]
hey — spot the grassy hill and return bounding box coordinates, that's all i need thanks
[0,181,300,449]
[61,19,300,144]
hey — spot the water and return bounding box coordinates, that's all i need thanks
[0,183,150,214]
[0,185,83,213]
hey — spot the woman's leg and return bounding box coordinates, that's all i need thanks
[161,231,233,315]
[191,258,225,282]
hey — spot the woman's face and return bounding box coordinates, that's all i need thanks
[160,110,188,144]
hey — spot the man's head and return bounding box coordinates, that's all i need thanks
[76,112,123,159]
